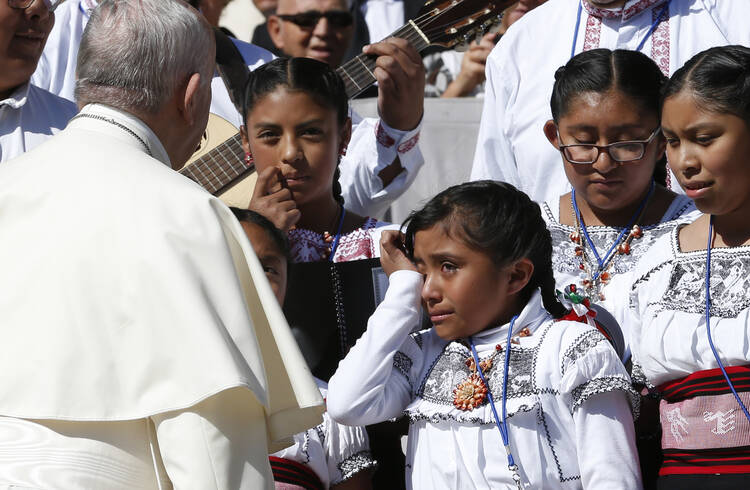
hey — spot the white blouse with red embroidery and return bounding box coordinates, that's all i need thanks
[288,217,398,263]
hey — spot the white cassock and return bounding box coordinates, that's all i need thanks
[470,0,750,205]
[0,103,324,489]
[32,0,424,219]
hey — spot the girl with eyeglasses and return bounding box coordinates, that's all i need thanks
[629,45,750,489]
[541,49,698,364]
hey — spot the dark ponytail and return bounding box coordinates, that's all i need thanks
[402,181,568,319]
[551,49,668,186]
[662,45,750,126]
[242,57,349,205]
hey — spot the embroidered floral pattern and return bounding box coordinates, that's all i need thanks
[393,351,413,383]
[375,122,395,148]
[405,403,537,426]
[656,254,750,318]
[288,218,378,263]
[570,375,640,417]
[397,132,420,154]
[582,14,601,52]
[650,6,670,76]
[561,329,608,375]
[336,451,377,483]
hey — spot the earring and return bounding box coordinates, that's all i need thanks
[339,146,347,156]
[245,152,254,165]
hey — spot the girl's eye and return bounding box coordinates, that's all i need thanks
[441,262,458,273]
[695,134,715,145]
[263,266,278,276]
[664,136,679,146]
[301,127,324,137]
[258,131,279,140]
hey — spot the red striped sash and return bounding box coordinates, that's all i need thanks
[270,456,325,490]
[658,366,750,476]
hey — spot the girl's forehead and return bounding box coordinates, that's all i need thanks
[561,90,658,126]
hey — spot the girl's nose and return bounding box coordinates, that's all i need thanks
[421,273,442,304]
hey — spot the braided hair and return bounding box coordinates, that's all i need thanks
[662,45,750,126]
[242,57,349,206]
[402,181,568,319]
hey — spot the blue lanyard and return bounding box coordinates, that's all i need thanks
[704,216,750,425]
[469,315,521,484]
[570,0,672,59]
[327,207,347,263]
[571,181,654,279]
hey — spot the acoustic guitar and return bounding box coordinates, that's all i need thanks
[179,0,515,207]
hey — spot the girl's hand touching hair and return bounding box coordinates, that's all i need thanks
[248,167,301,232]
[379,230,418,277]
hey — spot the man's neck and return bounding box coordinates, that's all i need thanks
[587,0,627,8]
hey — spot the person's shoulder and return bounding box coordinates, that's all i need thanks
[229,37,275,71]
[630,227,678,289]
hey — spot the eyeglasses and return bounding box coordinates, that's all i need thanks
[8,0,66,12]
[277,10,354,28]
[557,128,661,165]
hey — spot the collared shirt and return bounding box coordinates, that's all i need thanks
[471,0,750,205]
[0,83,77,163]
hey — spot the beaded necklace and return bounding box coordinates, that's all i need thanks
[324,206,349,356]
[569,181,654,300]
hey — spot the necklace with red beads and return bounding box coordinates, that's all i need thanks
[569,182,654,301]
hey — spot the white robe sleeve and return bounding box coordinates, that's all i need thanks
[325,414,377,485]
[574,390,642,489]
[327,270,424,426]
[469,49,520,188]
[339,111,424,218]
[152,387,273,490]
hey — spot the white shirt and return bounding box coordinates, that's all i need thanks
[32,0,424,219]
[0,83,76,163]
[360,0,405,43]
[471,0,750,205]
[272,379,377,488]
[0,104,325,487]
[629,226,750,387]
[328,275,642,489]
[544,194,698,360]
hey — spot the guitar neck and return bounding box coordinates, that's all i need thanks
[179,132,249,194]
[336,21,431,98]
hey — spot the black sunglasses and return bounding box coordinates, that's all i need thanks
[277,10,354,28]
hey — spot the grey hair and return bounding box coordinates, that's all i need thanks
[75,0,215,114]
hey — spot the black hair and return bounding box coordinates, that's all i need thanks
[401,180,568,319]
[230,207,291,267]
[662,45,750,126]
[550,49,668,185]
[242,57,349,206]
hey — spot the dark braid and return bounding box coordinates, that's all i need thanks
[402,181,569,319]
[332,159,345,206]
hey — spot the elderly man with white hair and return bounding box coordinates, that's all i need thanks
[0,0,323,488]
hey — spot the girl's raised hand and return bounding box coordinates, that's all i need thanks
[379,230,418,277]
[248,167,301,232]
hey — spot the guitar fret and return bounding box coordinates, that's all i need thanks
[356,56,375,79]
[193,160,218,193]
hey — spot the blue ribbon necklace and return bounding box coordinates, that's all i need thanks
[469,315,523,489]
[571,181,654,300]
[704,216,750,425]
[570,0,672,59]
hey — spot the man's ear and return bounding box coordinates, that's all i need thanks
[506,258,534,297]
[543,119,560,148]
[267,16,284,51]
[180,72,203,126]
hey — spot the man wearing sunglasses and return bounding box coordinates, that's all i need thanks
[0,0,76,162]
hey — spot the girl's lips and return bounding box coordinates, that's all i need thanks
[430,312,453,323]
[682,181,712,199]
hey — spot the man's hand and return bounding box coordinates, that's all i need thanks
[379,230,418,277]
[363,38,425,131]
[248,167,301,232]
[442,32,497,98]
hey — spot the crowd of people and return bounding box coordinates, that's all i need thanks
[1,0,749,489]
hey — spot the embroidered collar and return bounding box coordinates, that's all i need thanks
[0,83,31,111]
[582,0,667,21]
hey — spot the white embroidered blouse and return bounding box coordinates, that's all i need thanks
[327,271,642,489]
[288,218,395,263]
[544,194,698,360]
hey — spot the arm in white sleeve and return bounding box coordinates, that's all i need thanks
[327,270,424,426]
[574,391,643,490]
[152,387,274,490]
[339,111,423,218]
[469,50,520,187]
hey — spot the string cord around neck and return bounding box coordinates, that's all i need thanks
[572,180,654,279]
[328,207,347,263]
[470,315,521,477]
[704,215,750,424]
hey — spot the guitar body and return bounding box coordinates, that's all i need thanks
[181,113,257,209]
